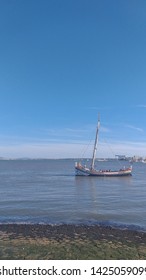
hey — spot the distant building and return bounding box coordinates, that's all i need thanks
[115,155,126,160]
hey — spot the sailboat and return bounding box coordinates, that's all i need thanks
[75,115,132,176]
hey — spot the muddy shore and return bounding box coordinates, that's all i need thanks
[0,224,146,259]
[0,224,146,243]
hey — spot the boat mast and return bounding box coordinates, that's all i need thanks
[91,113,100,169]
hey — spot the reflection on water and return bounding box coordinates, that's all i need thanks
[74,172,145,229]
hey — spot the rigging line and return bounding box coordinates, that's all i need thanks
[78,122,100,163]
[79,130,100,163]
[102,137,124,168]
[77,127,96,161]
[79,138,93,161]
[78,131,95,162]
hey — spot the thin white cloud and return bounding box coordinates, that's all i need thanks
[0,139,146,159]
[124,124,144,132]
[44,125,96,139]
[100,126,111,133]
[135,104,146,108]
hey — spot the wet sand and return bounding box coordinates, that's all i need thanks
[0,224,146,259]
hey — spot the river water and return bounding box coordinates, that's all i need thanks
[0,159,145,230]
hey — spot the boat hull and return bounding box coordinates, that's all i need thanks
[75,163,132,177]
[74,115,132,177]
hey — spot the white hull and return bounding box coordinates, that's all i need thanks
[75,163,132,177]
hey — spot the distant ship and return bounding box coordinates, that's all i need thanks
[75,115,132,177]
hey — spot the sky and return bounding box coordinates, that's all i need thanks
[0,0,146,158]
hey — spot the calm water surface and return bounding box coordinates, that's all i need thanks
[0,159,146,230]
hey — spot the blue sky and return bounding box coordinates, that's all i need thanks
[0,0,146,158]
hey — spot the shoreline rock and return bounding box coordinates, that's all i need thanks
[0,224,146,244]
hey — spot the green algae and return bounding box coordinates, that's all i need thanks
[0,235,146,260]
